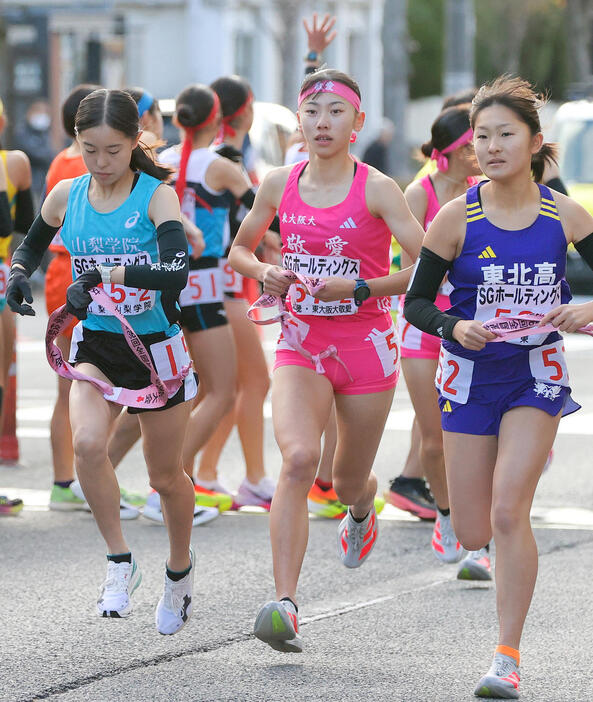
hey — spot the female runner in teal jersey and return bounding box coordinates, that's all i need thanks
[6,89,197,635]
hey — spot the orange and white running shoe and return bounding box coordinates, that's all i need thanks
[254,600,302,653]
[338,507,378,568]
[474,652,520,699]
[193,482,233,512]
[432,509,465,563]
[457,547,492,581]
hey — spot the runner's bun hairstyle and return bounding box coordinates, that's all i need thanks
[299,68,361,109]
[470,75,557,183]
[63,84,101,138]
[421,104,471,159]
[175,84,219,129]
[75,89,173,181]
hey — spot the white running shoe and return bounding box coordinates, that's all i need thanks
[143,491,219,526]
[474,652,520,699]
[431,509,465,563]
[97,557,142,618]
[155,546,195,635]
[71,479,140,520]
[235,476,276,509]
[254,600,303,653]
[337,507,378,568]
[457,547,492,581]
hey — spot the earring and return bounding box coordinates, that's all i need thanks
[350,131,357,143]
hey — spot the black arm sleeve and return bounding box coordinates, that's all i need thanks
[14,188,35,234]
[574,232,593,272]
[0,193,12,238]
[11,214,59,276]
[545,176,568,196]
[404,247,463,342]
[124,220,188,291]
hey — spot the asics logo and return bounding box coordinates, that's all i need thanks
[125,211,140,229]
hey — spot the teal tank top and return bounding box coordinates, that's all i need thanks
[60,171,174,335]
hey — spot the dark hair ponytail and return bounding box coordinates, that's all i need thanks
[420,104,471,162]
[75,88,173,182]
[210,75,253,139]
[471,75,557,183]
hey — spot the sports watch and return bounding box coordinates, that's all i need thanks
[97,262,117,286]
[305,50,319,62]
[353,278,370,307]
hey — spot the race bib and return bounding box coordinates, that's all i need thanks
[277,316,311,351]
[219,258,243,294]
[149,331,191,384]
[0,262,9,300]
[435,347,474,405]
[367,325,399,378]
[179,266,223,307]
[282,252,360,316]
[475,283,561,346]
[529,339,569,387]
[72,253,155,316]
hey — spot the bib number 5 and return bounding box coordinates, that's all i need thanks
[529,340,568,386]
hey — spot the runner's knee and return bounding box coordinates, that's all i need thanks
[281,445,319,486]
[333,477,367,506]
[72,431,108,463]
[491,499,527,538]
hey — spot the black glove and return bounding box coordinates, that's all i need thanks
[6,267,34,316]
[160,288,181,325]
[66,269,101,320]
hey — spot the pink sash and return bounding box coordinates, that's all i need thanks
[46,287,191,409]
[247,270,353,380]
[482,314,593,342]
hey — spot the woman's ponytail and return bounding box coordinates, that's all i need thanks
[130,141,173,182]
[532,142,558,183]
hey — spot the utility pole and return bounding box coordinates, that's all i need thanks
[443,0,475,97]
[382,0,409,178]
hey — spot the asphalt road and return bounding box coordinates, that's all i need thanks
[1,297,593,702]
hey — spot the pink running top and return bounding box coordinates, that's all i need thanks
[419,174,480,230]
[279,160,392,323]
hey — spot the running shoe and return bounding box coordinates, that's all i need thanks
[308,483,386,520]
[457,547,492,581]
[254,600,302,653]
[432,510,465,563]
[97,557,142,618]
[70,480,140,520]
[143,490,219,526]
[338,507,378,568]
[385,476,436,521]
[194,481,234,512]
[474,653,520,699]
[0,495,23,515]
[234,476,276,510]
[119,487,147,508]
[307,482,345,519]
[155,546,195,635]
[49,484,86,511]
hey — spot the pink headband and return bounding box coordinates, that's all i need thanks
[431,128,473,172]
[298,80,361,111]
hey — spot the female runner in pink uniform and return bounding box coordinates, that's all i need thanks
[398,105,485,576]
[229,69,424,652]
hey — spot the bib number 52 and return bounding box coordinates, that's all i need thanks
[435,348,474,404]
[529,340,568,386]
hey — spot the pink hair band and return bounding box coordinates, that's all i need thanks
[431,128,473,172]
[298,80,361,111]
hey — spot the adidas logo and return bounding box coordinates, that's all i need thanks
[339,217,357,229]
[478,246,496,259]
[442,400,452,412]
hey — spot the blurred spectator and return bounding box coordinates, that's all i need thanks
[361,118,395,174]
[13,100,56,208]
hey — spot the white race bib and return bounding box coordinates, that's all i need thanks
[179,266,223,307]
[435,347,474,405]
[529,339,569,387]
[283,253,360,316]
[0,262,9,300]
[72,253,156,316]
[475,283,561,346]
[219,258,243,294]
[367,325,399,378]
[149,331,191,382]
